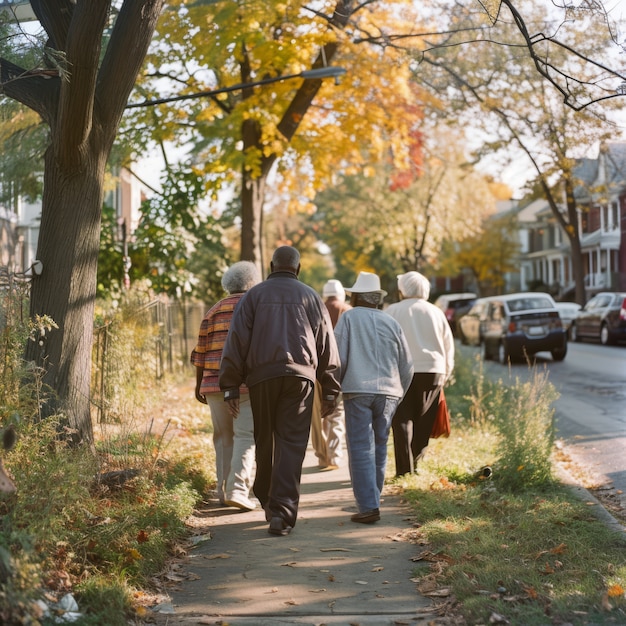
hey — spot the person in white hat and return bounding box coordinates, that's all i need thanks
[385,271,455,476]
[334,272,413,524]
[310,279,351,471]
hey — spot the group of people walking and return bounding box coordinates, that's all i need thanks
[191,246,454,537]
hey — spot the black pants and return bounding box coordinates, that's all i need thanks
[249,376,314,528]
[391,373,443,476]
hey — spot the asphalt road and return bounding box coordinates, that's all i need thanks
[459,339,626,515]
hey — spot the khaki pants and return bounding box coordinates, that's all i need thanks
[310,381,345,468]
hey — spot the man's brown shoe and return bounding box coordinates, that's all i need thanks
[350,508,380,524]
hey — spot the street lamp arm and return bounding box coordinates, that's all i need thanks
[126,66,346,109]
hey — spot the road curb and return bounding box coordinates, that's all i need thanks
[555,462,626,541]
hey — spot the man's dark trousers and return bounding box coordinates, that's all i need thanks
[250,376,315,528]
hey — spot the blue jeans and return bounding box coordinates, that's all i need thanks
[343,394,400,513]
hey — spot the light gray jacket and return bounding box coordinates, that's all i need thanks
[334,307,413,398]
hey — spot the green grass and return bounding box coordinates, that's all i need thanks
[391,356,626,625]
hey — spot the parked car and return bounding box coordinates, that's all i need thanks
[570,292,626,345]
[458,297,495,346]
[433,292,477,337]
[482,292,567,364]
[554,302,581,339]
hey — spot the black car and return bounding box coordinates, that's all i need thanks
[433,292,477,337]
[482,293,567,364]
[570,292,626,345]
[458,297,494,346]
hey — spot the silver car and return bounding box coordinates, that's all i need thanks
[458,297,495,346]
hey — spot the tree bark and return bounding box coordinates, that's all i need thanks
[25,140,108,444]
[3,0,166,444]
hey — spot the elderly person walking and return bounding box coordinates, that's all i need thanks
[334,272,413,524]
[191,261,261,511]
[219,246,341,536]
[311,279,351,470]
[385,271,455,477]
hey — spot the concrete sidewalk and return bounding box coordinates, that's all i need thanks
[150,445,438,625]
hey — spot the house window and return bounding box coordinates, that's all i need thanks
[610,201,618,230]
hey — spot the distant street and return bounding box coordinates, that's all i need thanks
[458,339,626,509]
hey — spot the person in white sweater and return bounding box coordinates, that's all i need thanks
[334,272,413,524]
[385,271,455,476]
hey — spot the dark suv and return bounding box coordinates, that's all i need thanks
[570,292,626,345]
[433,293,477,337]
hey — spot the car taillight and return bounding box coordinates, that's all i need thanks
[445,308,454,321]
[620,298,626,321]
[508,321,517,332]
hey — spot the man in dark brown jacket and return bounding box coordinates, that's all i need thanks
[219,246,341,536]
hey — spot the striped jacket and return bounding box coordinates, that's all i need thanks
[191,293,248,396]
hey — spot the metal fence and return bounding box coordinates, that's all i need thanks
[91,298,207,423]
[0,267,208,424]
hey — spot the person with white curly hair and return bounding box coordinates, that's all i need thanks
[385,271,455,477]
[191,261,261,511]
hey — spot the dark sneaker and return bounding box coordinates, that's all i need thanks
[268,517,292,536]
[350,508,380,524]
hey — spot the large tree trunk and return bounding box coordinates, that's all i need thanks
[2,0,165,445]
[25,141,108,444]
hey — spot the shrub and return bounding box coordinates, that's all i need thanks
[489,367,559,490]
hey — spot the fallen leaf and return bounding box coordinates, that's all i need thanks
[550,543,567,554]
[206,553,231,560]
[308,588,326,593]
[284,599,299,605]
[372,567,384,572]
[281,562,298,567]
[489,611,510,624]
[355,580,368,585]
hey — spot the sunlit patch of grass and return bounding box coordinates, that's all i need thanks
[401,425,626,624]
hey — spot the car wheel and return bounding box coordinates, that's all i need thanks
[551,345,567,361]
[600,323,615,346]
[498,341,510,365]
[570,323,581,343]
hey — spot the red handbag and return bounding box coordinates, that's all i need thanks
[431,388,451,438]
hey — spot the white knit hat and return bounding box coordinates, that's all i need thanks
[322,279,346,301]
[347,272,387,297]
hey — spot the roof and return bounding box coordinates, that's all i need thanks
[574,142,626,202]
[0,1,36,21]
